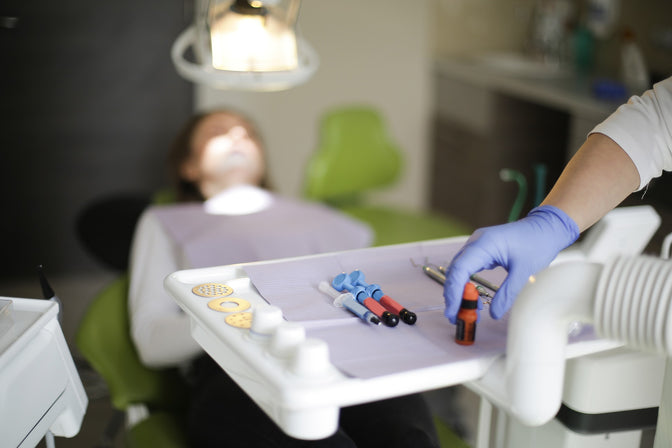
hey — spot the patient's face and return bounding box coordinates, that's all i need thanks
[184,112,266,197]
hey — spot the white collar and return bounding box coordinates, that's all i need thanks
[203,185,274,216]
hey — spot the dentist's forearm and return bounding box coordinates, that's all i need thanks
[541,133,640,232]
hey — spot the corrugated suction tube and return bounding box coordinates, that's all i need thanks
[594,255,672,356]
[506,255,672,426]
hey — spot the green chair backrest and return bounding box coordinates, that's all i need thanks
[304,106,403,205]
[76,275,187,411]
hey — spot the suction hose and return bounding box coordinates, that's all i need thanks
[506,255,672,426]
[594,255,672,355]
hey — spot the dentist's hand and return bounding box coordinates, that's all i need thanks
[444,205,579,323]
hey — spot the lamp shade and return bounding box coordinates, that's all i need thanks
[172,0,318,91]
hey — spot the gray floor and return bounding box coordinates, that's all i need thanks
[37,363,125,448]
[41,364,478,448]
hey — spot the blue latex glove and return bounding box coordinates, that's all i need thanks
[444,205,579,323]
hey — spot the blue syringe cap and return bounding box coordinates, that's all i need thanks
[365,284,383,300]
[332,273,350,291]
[351,286,368,303]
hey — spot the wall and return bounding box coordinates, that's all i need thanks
[0,0,193,356]
[195,0,433,211]
[591,0,672,79]
[432,0,672,80]
[432,0,534,58]
[0,1,193,279]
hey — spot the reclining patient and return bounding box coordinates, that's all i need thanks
[128,110,440,447]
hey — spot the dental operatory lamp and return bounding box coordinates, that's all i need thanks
[172,0,319,91]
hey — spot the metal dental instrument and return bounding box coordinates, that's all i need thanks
[412,259,493,304]
[411,258,447,285]
[469,274,500,294]
[433,264,499,295]
[423,265,446,285]
[474,286,493,303]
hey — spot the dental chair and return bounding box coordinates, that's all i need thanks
[76,274,189,448]
[76,192,189,447]
[304,105,470,246]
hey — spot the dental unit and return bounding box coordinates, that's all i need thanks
[165,205,670,447]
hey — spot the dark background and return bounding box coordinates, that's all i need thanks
[0,1,193,278]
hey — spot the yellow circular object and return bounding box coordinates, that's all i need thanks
[207,297,251,313]
[225,312,253,329]
[192,283,233,298]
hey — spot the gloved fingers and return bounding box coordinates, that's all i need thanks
[464,227,485,244]
[443,246,494,324]
[489,267,533,320]
[443,269,468,324]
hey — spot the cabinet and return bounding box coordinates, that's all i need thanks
[431,57,616,229]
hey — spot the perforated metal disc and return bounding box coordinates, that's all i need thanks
[225,312,253,328]
[191,283,233,298]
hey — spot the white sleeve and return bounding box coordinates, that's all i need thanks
[591,77,672,190]
[128,210,203,368]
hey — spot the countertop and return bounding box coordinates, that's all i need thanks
[435,55,625,121]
